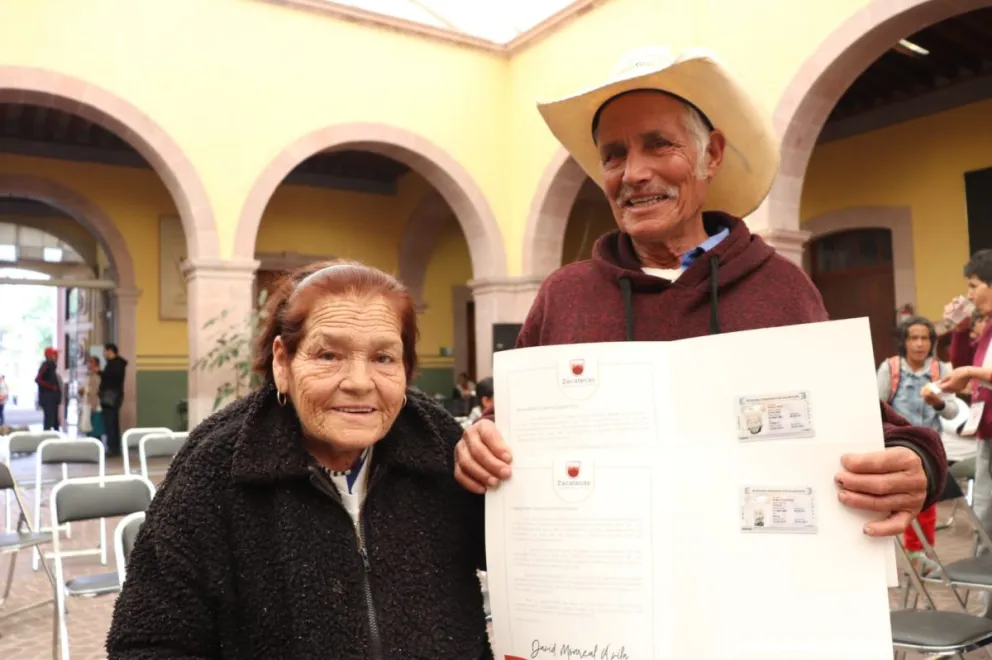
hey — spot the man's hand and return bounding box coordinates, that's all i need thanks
[835,447,927,536]
[454,419,513,494]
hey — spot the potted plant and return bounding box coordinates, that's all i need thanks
[190,289,269,413]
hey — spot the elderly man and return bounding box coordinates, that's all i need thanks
[455,46,946,537]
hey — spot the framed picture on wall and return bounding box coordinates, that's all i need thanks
[159,215,188,320]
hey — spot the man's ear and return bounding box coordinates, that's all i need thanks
[705,129,726,180]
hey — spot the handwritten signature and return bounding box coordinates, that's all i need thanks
[530,639,630,660]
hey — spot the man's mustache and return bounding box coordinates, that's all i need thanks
[615,182,680,206]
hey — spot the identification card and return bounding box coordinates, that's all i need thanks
[740,486,817,533]
[961,401,986,437]
[736,391,814,441]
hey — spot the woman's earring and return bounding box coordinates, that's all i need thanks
[276,391,287,407]
[402,395,408,407]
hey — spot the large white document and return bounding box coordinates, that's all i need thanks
[486,318,894,660]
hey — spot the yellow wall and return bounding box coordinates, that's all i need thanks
[3,0,883,276]
[420,216,473,367]
[801,100,992,320]
[0,154,185,367]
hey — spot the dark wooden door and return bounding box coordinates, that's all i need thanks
[810,228,896,368]
[466,300,477,380]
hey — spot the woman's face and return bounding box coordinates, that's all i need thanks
[273,294,407,456]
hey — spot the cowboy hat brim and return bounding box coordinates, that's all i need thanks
[537,53,780,219]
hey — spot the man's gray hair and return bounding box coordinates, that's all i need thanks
[683,104,712,179]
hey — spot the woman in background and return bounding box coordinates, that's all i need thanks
[78,356,104,440]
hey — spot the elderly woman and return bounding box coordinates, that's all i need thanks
[107,261,491,659]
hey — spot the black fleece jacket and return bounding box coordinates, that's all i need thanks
[106,383,492,659]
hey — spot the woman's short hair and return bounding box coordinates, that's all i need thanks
[253,261,419,382]
[964,249,992,285]
[895,315,937,358]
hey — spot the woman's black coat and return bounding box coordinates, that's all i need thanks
[106,384,491,659]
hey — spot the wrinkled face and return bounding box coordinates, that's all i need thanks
[967,275,992,314]
[904,324,932,363]
[272,294,407,455]
[596,92,724,242]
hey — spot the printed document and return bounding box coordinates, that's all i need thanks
[486,318,894,659]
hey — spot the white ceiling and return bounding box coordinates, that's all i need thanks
[327,0,578,44]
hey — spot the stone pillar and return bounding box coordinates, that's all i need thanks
[114,287,142,432]
[468,275,545,379]
[184,258,260,428]
[752,227,811,267]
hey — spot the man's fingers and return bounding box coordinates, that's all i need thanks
[835,470,927,498]
[838,489,924,515]
[465,428,512,480]
[840,447,919,475]
[454,462,487,495]
[476,421,512,463]
[863,511,914,537]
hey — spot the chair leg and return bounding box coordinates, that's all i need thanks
[937,500,959,530]
[99,517,107,565]
[0,550,17,607]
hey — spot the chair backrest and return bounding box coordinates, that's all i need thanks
[114,511,146,585]
[51,476,156,526]
[38,438,104,465]
[0,462,15,491]
[7,430,62,455]
[139,433,187,478]
[122,427,172,474]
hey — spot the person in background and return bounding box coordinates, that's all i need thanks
[877,316,959,575]
[107,261,491,658]
[78,356,105,440]
[99,343,127,456]
[35,347,62,431]
[938,249,992,617]
[0,374,8,426]
[467,377,493,424]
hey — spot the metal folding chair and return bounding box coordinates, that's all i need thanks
[892,538,992,660]
[2,431,63,533]
[113,511,145,586]
[49,475,155,660]
[138,432,188,480]
[121,428,172,475]
[0,462,58,656]
[32,439,106,571]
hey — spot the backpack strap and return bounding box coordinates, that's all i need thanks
[929,358,942,384]
[887,356,901,404]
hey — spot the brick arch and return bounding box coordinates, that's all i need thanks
[766,0,992,232]
[521,148,589,278]
[234,123,507,280]
[396,190,454,304]
[0,66,219,260]
[0,174,136,291]
[803,206,916,311]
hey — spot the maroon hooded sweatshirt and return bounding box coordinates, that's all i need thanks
[493,212,946,508]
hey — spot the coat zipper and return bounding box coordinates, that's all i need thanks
[310,466,386,660]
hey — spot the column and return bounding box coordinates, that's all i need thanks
[184,258,260,428]
[468,275,545,379]
[745,202,811,267]
[114,287,142,433]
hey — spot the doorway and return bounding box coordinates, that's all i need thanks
[810,228,896,368]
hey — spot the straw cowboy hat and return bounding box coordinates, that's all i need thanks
[537,46,780,218]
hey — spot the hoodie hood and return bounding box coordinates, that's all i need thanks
[591,212,776,337]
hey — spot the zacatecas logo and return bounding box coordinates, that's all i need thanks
[554,458,595,503]
[558,356,599,400]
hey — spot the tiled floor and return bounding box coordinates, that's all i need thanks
[0,457,988,658]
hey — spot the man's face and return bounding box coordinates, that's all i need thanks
[595,92,725,242]
[103,347,114,361]
[904,324,932,364]
[967,275,992,314]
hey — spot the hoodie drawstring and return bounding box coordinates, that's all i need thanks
[620,277,634,341]
[709,256,721,335]
[619,258,722,340]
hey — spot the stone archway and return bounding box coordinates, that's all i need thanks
[764,0,992,236]
[235,122,510,377]
[803,206,916,311]
[0,174,141,431]
[396,190,453,306]
[521,149,589,279]
[0,67,219,261]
